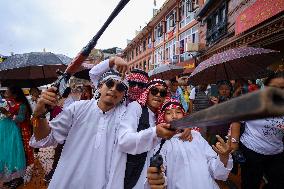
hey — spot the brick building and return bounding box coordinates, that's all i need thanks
[123,0,284,75]
[122,0,205,74]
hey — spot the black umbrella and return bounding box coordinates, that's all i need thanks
[0,52,71,87]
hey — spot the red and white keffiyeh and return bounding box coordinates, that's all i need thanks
[127,72,149,101]
[126,72,149,83]
[137,79,168,106]
[157,98,200,132]
[157,98,185,124]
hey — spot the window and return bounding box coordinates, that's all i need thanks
[148,55,152,69]
[165,38,176,63]
[143,60,147,71]
[136,46,139,56]
[143,40,146,51]
[148,35,152,49]
[179,0,195,29]
[154,46,164,66]
[191,25,198,43]
[206,2,227,45]
[165,9,177,33]
[179,26,199,62]
[154,22,164,46]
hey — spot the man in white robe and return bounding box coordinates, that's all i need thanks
[146,99,233,189]
[30,57,176,189]
[89,59,185,189]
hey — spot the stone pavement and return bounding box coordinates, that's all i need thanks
[18,147,54,189]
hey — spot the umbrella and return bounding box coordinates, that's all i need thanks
[0,52,72,87]
[73,63,95,80]
[242,69,275,80]
[149,64,184,80]
[189,47,282,85]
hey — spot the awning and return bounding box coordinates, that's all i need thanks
[176,58,196,74]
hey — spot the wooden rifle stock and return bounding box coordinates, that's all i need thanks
[170,87,284,129]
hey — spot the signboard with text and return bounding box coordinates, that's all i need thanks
[235,0,284,35]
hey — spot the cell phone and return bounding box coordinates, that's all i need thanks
[210,84,218,97]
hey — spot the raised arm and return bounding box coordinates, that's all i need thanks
[202,134,233,180]
[89,56,129,87]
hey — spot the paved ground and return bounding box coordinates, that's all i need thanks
[19,147,54,189]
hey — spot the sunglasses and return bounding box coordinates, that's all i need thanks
[105,79,127,93]
[150,87,167,97]
[128,81,147,88]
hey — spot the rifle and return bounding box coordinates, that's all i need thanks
[170,87,284,129]
[53,0,131,96]
[149,87,284,169]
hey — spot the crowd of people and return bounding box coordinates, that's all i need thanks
[0,56,283,189]
[0,83,93,188]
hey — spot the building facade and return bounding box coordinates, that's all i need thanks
[196,0,284,65]
[123,0,205,73]
[123,0,283,74]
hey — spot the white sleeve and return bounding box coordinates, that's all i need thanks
[189,88,196,100]
[118,102,160,155]
[89,59,111,88]
[200,134,233,181]
[160,142,168,173]
[29,103,76,148]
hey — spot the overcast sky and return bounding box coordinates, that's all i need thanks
[0,0,165,57]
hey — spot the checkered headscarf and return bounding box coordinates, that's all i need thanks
[98,69,129,89]
[126,69,149,83]
[137,79,168,106]
[157,98,185,124]
[127,69,149,101]
[157,98,201,132]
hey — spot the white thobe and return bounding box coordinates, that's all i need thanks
[146,131,233,189]
[63,96,78,109]
[118,101,160,189]
[88,59,160,188]
[30,99,127,189]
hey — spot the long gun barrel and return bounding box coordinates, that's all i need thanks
[170,87,284,129]
[53,0,131,96]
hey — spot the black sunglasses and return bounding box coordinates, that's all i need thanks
[128,81,147,88]
[105,79,127,93]
[150,87,167,97]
